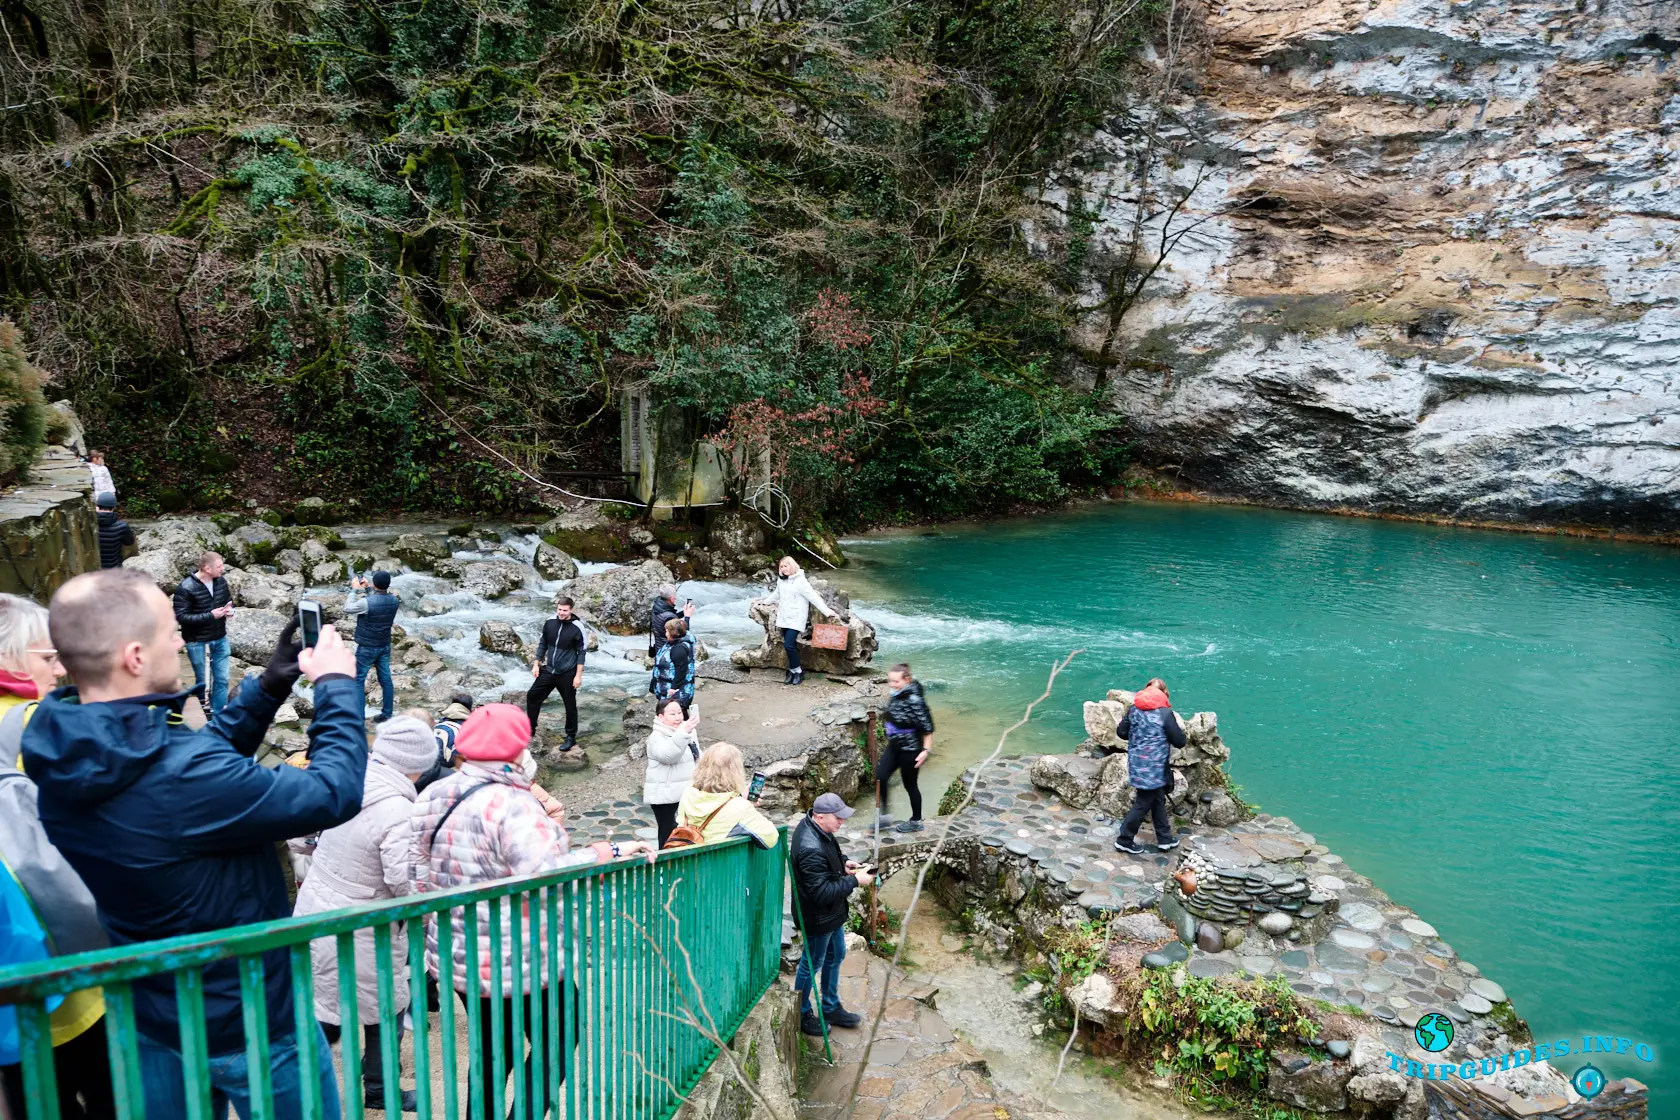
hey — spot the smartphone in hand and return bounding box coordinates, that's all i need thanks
[746,770,767,803]
[298,600,324,648]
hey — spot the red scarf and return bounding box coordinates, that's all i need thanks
[0,670,39,701]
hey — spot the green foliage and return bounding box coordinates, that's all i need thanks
[1128,970,1316,1093]
[1,0,1156,516]
[937,777,969,817]
[0,319,47,482]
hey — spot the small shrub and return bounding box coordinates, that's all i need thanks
[0,319,48,483]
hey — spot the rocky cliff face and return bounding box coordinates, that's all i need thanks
[1054,0,1680,530]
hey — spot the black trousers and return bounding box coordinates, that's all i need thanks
[460,987,571,1120]
[319,1021,402,1101]
[650,802,680,848]
[875,748,923,820]
[526,671,578,738]
[1119,785,1175,844]
[1,1020,117,1119]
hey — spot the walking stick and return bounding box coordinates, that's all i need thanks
[865,711,880,946]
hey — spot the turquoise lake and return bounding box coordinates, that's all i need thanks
[832,502,1679,1112]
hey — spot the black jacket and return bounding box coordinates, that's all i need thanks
[884,680,935,752]
[96,509,135,570]
[650,595,680,654]
[791,813,856,937]
[173,573,232,643]
[536,617,588,675]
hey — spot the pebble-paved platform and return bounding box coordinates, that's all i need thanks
[860,757,1512,1034]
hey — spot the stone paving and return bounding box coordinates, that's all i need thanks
[799,946,1015,1120]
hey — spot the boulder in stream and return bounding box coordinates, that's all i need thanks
[532,541,578,581]
[227,608,291,663]
[479,621,531,659]
[390,533,448,571]
[434,558,527,600]
[568,559,674,633]
[123,550,187,594]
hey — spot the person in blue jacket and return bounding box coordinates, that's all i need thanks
[21,567,370,1120]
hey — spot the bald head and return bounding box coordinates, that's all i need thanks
[50,569,184,697]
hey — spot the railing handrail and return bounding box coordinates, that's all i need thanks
[0,831,777,1004]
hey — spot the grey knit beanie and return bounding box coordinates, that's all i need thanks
[371,715,437,774]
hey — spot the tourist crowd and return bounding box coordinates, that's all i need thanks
[0,547,899,1118]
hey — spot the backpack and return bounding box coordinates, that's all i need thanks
[0,863,62,1065]
[661,800,729,851]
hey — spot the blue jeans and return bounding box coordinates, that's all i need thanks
[137,1025,341,1120]
[781,627,801,673]
[186,636,231,714]
[354,643,393,719]
[794,926,846,1017]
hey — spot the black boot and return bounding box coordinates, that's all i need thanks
[362,1023,418,1112]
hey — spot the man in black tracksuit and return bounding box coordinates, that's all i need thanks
[790,793,873,1035]
[527,596,587,750]
[95,493,136,569]
[877,662,935,833]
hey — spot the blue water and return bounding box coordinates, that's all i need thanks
[835,502,1680,1112]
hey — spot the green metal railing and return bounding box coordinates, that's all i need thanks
[0,832,786,1120]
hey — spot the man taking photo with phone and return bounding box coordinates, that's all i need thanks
[344,569,400,724]
[22,568,368,1119]
[790,792,872,1036]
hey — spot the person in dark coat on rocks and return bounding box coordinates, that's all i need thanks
[21,568,368,1120]
[877,663,934,833]
[527,596,586,751]
[345,569,400,723]
[94,493,135,570]
[172,550,233,715]
[649,617,697,718]
[1113,678,1187,855]
[648,583,693,659]
[790,792,874,1036]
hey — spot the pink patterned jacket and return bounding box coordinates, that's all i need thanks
[410,762,599,995]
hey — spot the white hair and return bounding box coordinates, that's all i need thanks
[0,593,50,674]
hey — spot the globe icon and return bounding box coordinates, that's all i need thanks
[1573,1065,1605,1100]
[1415,1012,1454,1053]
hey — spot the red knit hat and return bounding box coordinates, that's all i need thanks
[455,704,532,763]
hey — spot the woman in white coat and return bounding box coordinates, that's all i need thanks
[773,556,836,685]
[293,715,436,1112]
[644,698,700,846]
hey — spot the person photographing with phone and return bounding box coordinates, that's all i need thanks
[344,570,400,724]
[648,584,694,661]
[22,569,368,1119]
[790,792,872,1035]
[526,596,586,752]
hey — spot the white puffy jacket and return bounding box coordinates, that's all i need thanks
[643,722,698,806]
[292,759,417,1024]
[773,570,832,631]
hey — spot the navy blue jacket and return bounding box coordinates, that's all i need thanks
[349,590,400,649]
[21,675,368,1053]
